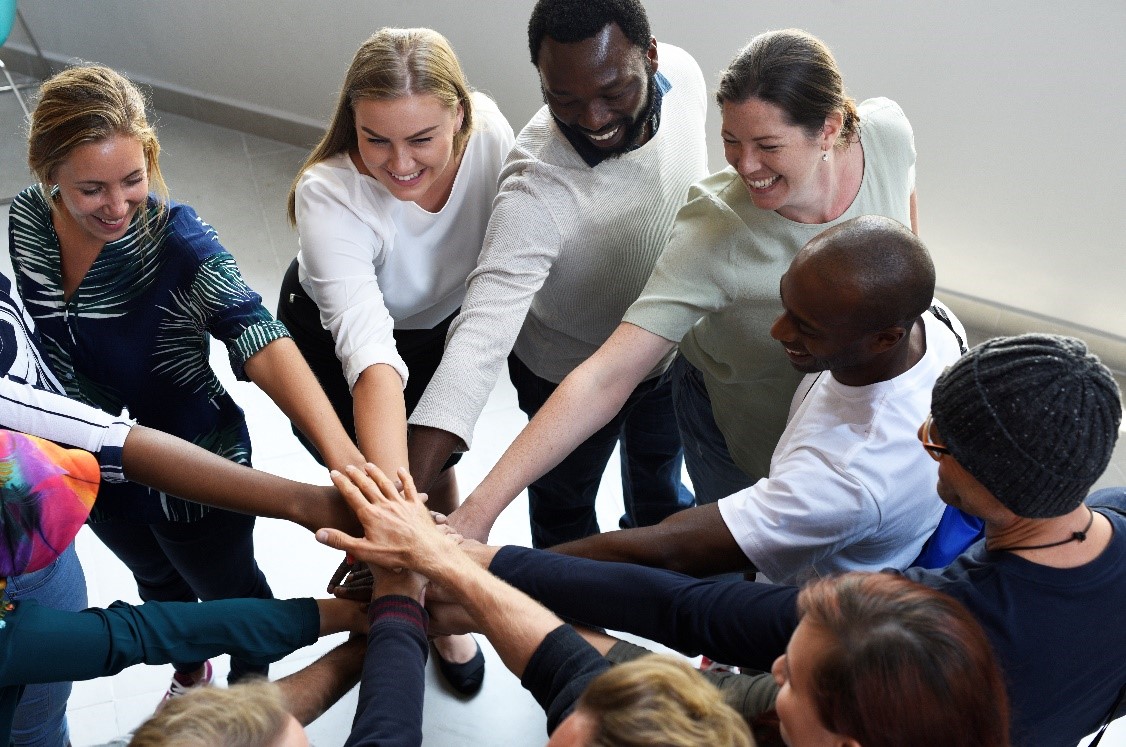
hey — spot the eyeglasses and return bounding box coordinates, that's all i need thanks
[919,414,951,461]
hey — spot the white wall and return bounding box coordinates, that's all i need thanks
[9,0,1126,348]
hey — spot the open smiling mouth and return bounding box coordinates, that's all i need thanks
[746,175,780,190]
[588,126,619,142]
[390,169,423,182]
[783,346,812,361]
[95,215,127,229]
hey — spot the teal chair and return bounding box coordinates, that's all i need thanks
[1,0,48,118]
[2,0,44,205]
[0,0,30,118]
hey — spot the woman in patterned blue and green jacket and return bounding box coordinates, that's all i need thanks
[6,64,366,700]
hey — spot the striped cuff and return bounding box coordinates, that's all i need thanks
[367,595,429,633]
[230,320,290,377]
[97,414,135,484]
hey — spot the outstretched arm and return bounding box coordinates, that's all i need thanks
[450,541,799,674]
[291,174,412,479]
[405,179,563,494]
[451,323,675,541]
[277,635,366,726]
[277,573,431,740]
[343,566,429,747]
[244,337,367,472]
[549,502,752,577]
[351,364,410,479]
[3,597,366,688]
[121,424,361,536]
[406,425,463,495]
[0,373,361,534]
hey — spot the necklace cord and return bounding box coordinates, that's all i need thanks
[989,507,1096,553]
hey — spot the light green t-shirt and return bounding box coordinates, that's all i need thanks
[624,97,917,478]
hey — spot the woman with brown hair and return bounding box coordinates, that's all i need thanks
[771,572,1008,747]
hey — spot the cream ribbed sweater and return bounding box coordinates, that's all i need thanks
[409,43,708,448]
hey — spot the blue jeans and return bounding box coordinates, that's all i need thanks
[88,508,273,683]
[6,544,87,747]
[670,354,758,505]
[508,354,694,549]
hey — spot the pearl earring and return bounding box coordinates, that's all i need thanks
[821,151,829,162]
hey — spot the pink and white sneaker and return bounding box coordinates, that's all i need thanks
[699,655,740,675]
[162,659,213,702]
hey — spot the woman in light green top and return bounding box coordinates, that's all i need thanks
[451,28,919,540]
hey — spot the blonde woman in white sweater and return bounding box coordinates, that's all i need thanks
[277,27,514,695]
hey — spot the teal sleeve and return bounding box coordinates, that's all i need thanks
[0,597,319,686]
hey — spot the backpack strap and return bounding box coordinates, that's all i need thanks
[929,304,968,355]
[1088,681,1126,746]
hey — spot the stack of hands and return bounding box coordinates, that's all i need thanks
[315,464,491,637]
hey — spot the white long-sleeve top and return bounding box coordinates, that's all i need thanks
[294,92,514,389]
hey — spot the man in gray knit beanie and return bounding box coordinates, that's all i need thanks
[929,333,1121,519]
[909,332,1125,743]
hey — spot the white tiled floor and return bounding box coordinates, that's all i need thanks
[1,77,1124,745]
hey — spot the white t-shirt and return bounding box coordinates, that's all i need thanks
[718,304,964,585]
[294,92,514,389]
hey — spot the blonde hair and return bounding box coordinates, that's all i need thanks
[578,655,755,747]
[28,64,168,223]
[128,680,290,747]
[286,27,474,224]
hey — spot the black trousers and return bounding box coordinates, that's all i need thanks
[276,257,460,469]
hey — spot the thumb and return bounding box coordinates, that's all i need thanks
[316,528,358,554]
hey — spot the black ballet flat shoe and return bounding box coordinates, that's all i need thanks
[433,637,485,696]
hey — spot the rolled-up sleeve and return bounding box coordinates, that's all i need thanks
[188,253,289,381]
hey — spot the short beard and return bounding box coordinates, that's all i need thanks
[543,66,658,160]
[602,70,657,158]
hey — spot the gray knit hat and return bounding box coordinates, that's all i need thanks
[930,334,1122,518]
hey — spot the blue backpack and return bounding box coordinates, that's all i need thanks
[910,505,985,568]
